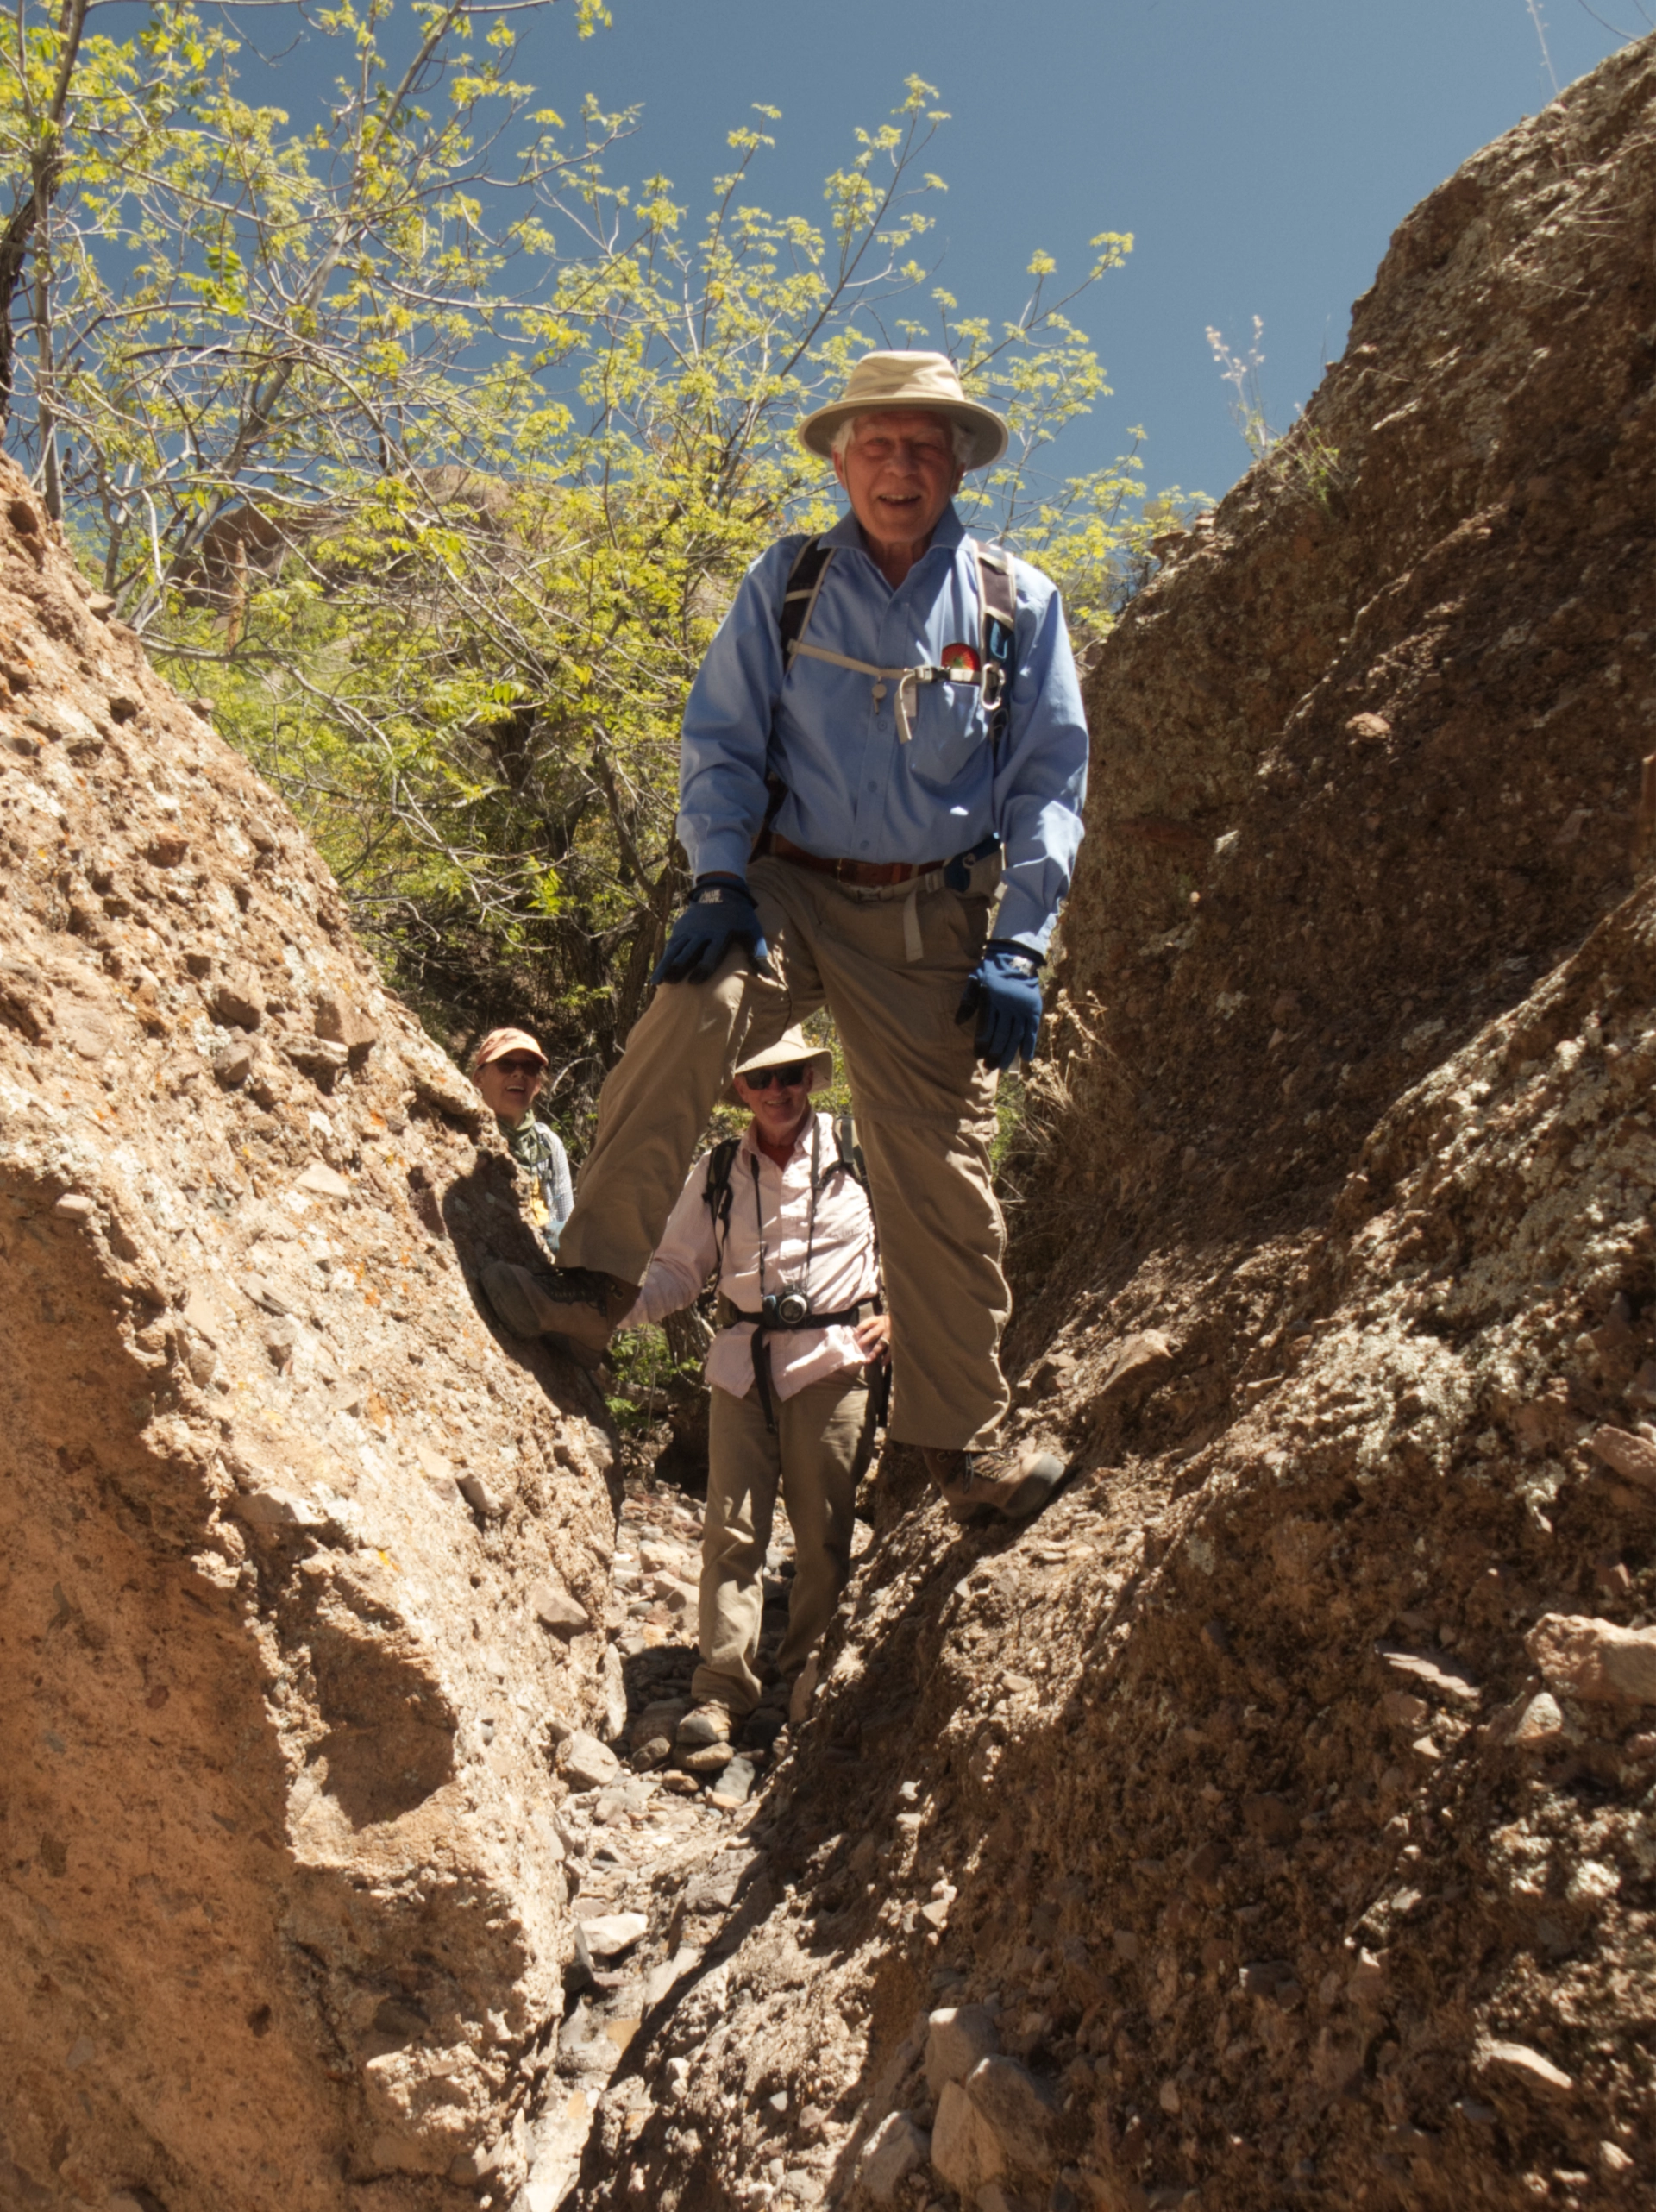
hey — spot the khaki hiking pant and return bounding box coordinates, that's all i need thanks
[693,1374,877,1716]
[559,851,1010,1448]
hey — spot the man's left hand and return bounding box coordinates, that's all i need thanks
[956,942,1043,1070]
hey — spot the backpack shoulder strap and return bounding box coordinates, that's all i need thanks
[829,1113,879,1264]
[754,538,831,858]
[779,537,834,664]
[702,1137,741,1253]
[973,541,1017,747]
[834,1113,863,1183]
[826,1113,870,1191]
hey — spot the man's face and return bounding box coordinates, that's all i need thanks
[474,1051,545,1125]
[733,1064,813,1149]
[832,409,963,550]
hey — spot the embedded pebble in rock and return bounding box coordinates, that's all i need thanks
[578,1914,649,1961]
[709,1753,756,1809]
[926,2003,1001,2097]
[561,1731,624,1790]
[1526,1613,1656,1705]
[1506,1690,1566,1746]
[1475,2040,1576,2098]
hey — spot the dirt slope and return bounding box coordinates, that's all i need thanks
[0,469,619,2212]
[573,36,1656,2212]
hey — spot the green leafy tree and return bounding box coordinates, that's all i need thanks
[3,9,1182,1126]
[1,0,613,544]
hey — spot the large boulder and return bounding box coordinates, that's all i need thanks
[0,462,616,2210]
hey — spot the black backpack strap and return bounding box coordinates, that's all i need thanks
[752,537,834,859]
[825,1112,881,1279]
[779,536,834,664]
[829,1112,869,1192]
[702,1137,740,1260]
[974,541,1017,748]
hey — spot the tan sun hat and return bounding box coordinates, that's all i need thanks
[471,1026,547,1074]
[798,350,1007,471]
[727,1026,833,1105]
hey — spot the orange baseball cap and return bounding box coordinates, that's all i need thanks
[471,1026,548,1073]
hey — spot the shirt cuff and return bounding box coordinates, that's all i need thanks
[990,881,1057,955]
[686,826,754,883]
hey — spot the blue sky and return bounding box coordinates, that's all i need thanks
[480,0,1637,509]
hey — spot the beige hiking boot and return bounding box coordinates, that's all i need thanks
[921,1443,1066,1526]
[674,1703,737,1769]
[675,1701,734,1750]
[478,1260,635,1368]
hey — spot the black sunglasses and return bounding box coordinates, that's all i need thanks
[743,1062,808,1090]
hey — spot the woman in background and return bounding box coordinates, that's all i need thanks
[470,1027,574,1254]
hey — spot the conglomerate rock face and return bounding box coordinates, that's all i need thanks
[571,36,1656,2212]
[0,460,618,2212]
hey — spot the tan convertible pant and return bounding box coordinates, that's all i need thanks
[693,1374,877,1716]
[558,851,1010,1449]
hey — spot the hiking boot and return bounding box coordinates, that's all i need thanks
[680,1742,738,1775]
[675,1701,734,1750]
[478,1260,635,1368]
[921,1443,1066,1526]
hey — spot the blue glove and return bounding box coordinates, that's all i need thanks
[651,875,770,986]
[957,940,1043,1070]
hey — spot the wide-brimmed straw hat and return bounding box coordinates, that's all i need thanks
[472,1025,547,1073]
[726,1026,834,1105]
[798,351,1007,471]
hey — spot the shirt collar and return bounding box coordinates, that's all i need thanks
[821,500,967,562]
[739,1109,823,1166]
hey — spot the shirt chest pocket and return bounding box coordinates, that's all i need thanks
[908,673,988,783]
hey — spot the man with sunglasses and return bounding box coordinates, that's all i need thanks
[480,352,1087,1528]
[615,1028,888,1756]
[470,1027,573,1254]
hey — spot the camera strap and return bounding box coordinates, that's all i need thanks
[752,1112,822,1317]
[742,1115,821,1431]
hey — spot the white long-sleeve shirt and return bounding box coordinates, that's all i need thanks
[623,1112,879,1401]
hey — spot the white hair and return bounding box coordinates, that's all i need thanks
[831,410,973,466]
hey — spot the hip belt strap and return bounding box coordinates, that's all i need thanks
[718,1297,877,1433]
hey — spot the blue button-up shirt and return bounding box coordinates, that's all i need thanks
[678,502,1088,952]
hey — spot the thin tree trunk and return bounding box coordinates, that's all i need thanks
[0,0,90,437]
[31,169,60,520]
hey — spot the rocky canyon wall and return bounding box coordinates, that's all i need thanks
[7,30,1656,2212]
[573,35,1656,2212]
[0,482,618,2212]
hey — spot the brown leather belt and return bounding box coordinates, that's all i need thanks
[762,830,944,888]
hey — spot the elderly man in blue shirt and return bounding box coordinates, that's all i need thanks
[482,352,1088,1525]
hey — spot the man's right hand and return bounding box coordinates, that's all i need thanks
[650,876,770,986]
[853,1309,891,1365]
